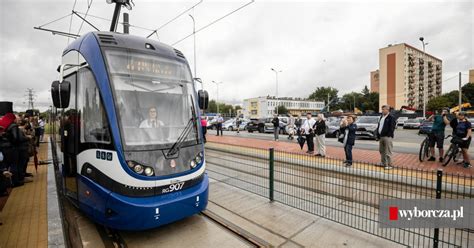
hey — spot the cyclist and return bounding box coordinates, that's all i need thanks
[427,108,450,162]
[450,111,472,168]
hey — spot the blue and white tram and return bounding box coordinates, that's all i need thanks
[50,31,209,230]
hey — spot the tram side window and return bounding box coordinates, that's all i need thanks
[77,68,111,144]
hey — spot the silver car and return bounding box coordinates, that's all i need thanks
[355,116,380,139]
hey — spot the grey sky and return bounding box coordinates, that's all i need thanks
[0,0,472,111]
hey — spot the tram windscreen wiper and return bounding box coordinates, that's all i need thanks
[165,118,194,157]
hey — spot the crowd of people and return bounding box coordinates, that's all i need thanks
[206,104,472,169]
[0,110,45,197]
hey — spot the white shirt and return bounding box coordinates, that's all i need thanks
[139,119,164,128]
[39,119,45,128]
[302,118,316,135]
[378,114,388,135]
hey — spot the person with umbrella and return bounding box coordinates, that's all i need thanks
[300,112,316,154]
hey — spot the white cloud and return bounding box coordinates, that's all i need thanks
[0,0,472,112]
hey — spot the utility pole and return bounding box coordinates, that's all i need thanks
[271,68,282,115]
[419,37,429,118]
[123,13,129,34]
[212,81,223,114]
[189,14,198,88]
[459,72,462,111]
[327,93,330,113]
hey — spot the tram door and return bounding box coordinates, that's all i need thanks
[61,72,79,199]
[60,51,84,199]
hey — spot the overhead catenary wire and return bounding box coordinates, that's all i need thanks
[77,0,94,35]
[75,11,156,32]
[171,0,255,46]
[37,13,74,28]
[67,0,78,44]
[146,0,204,39]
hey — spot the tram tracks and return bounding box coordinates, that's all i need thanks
[200,210,270,247]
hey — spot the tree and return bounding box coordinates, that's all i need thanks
[275,105,288,115]
[207,100,217,113]
[461,83,474,105]
[427,96,452,111]
[308,86,339,103]
[362,85,370,95]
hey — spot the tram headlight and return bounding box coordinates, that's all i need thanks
[127,161,135,168]
[144,167,154,176]
[195,155,202,164]
[190,160,197,168]
[133,164,144,174]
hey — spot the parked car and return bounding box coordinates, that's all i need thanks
[325,120,341,138]
[396,117,409,126]
[355,116,380,139]
[206,116,218,130]
[468,118,474,126]
[239,121,249,130]
[418,120,433,135]
[247,118,266,133]
[403,118,423,129]
[222,119,237,131]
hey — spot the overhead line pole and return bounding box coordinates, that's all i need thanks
[110,2,122,32]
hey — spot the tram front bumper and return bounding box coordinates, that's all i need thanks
[101,174,209,231]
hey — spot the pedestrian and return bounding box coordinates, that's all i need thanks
[340,115,357,167]
[301,113,316,154]
[427,108,450,162]
[2,113,26,187]
[376,105,397,170]
[200,116,207,143]
[236,116,241,134]
[216,114,224,136]
[272,114,280,141]
[295,116,302,137]
[451,111,472,168]
[287,116,296,140]
[18,119,33,182]
[38,116,45,142]
[314,114,327,157]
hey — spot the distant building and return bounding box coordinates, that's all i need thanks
[370,70,380,93]
[469,69,474,83]
[379,43,442,110]
[243,96,325,119]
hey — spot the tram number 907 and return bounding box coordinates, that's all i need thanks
[162,182,185,193]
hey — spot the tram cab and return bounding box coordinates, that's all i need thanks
[50,32,209,230]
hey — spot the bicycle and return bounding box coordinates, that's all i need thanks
[418,133,431,162]
[442,135,463,166]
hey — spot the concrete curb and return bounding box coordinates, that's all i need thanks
[47,140,66,248]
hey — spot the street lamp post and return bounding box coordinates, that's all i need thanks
[271,68,282,114]
[419,37,429,118]
[189,14,199,88]
[212,81,223,114]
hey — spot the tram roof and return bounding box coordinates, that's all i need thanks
[63,31,187,62]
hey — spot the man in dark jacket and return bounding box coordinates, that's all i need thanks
[376,105,397,170]
[271,115,280,141]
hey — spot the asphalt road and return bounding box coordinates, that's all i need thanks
[207,127,474,157]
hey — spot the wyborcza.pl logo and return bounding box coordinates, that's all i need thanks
[388,206,464,221]
[379,199,473,228]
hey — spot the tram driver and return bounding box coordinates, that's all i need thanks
[139,106,165,128]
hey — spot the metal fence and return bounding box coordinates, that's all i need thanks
[205,142,473,248]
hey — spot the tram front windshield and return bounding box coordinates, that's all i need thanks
[105,49,199,150]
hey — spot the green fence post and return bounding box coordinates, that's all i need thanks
[269,148,274,202]
[433,169,443,248]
